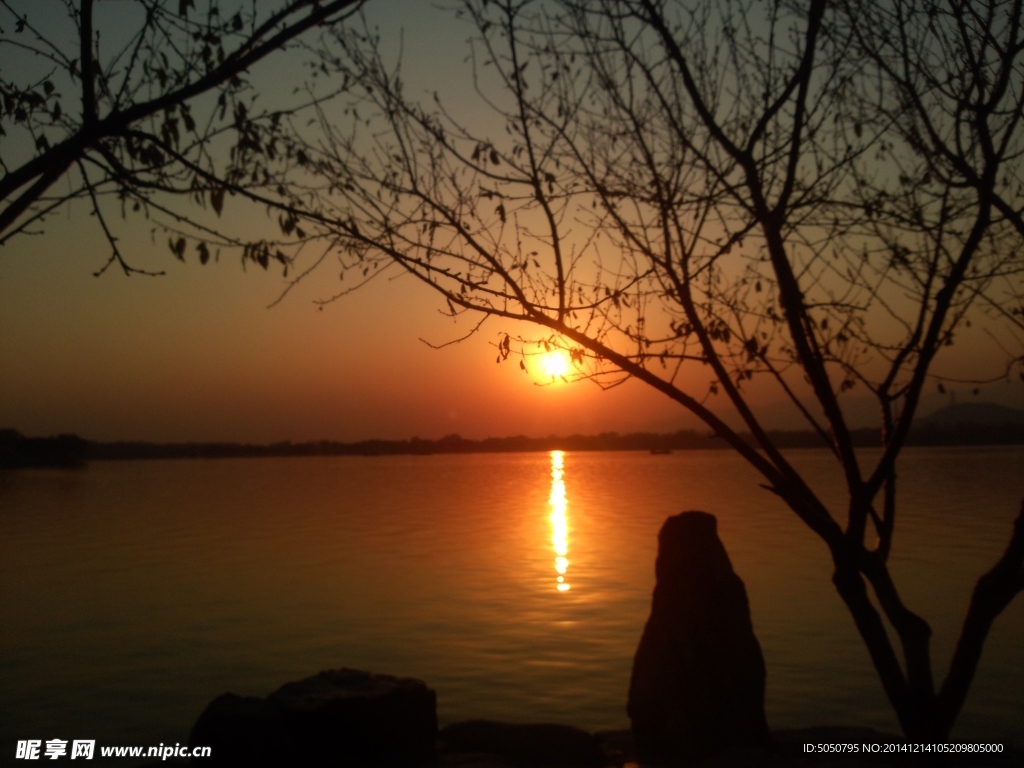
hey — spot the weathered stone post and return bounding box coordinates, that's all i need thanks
[628,511,771,765]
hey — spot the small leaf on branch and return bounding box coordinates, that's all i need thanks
[744,338,758,362]
[210,188,224,216]
[169,237,186,261]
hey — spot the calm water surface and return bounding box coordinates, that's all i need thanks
[2,447,1023,760]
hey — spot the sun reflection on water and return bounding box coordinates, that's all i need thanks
[549,450,570,592]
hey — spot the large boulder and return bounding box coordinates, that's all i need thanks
[628,512,771,765]
[190,668,437,766]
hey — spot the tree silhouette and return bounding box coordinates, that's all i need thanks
[273,0,1023,740]
[0,0,363,274]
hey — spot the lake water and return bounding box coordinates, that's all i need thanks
[2,447,1023,761]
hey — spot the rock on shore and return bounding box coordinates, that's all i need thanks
[189,668,436,766]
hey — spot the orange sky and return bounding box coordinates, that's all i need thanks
[0,191,707,442]
[1,1,1020,443]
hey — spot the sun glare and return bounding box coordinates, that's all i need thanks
[540,350,571,381]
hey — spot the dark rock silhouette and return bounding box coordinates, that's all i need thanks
[628,511,771,765]
[190,668,436,766]
[188,693,276,765]
[439,720,607,767]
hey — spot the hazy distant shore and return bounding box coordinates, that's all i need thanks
[3,403,1024,466]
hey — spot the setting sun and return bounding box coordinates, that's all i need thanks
[539,350,571,381]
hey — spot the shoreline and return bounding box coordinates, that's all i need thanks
[5,425,1024,468]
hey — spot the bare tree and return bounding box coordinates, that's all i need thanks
[0,0,363,274]
[262,0,1024,740]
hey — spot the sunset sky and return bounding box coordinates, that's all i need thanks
[1,1,1021,444]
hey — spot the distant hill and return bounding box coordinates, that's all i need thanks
[911,402,1024,446]
[919,402,1024,426]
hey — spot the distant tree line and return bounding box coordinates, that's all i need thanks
[4,420,1023,468]
[0,429,88,468]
